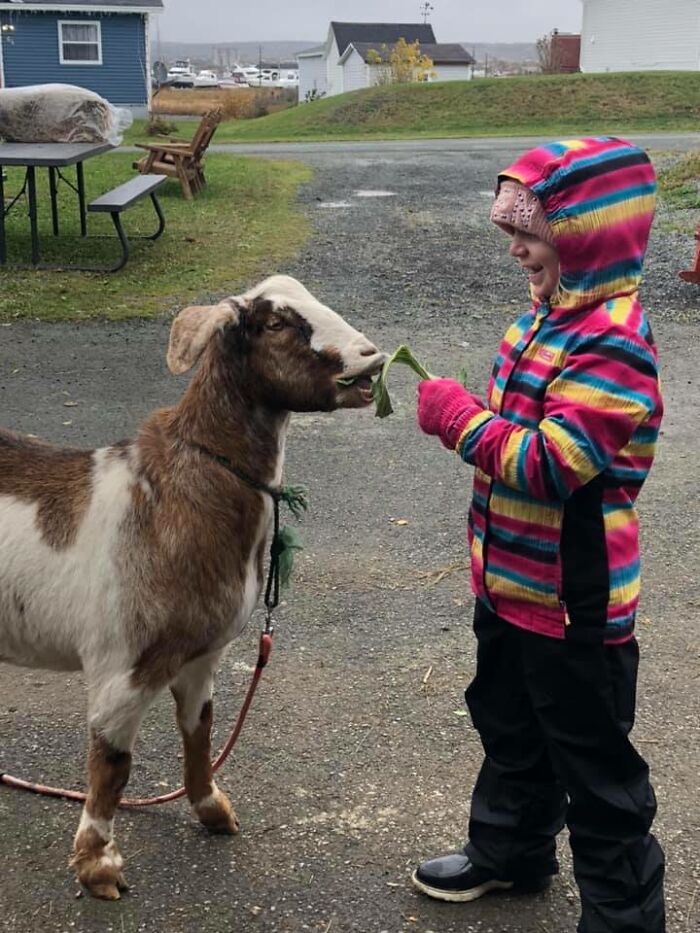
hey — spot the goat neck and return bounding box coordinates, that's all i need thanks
[166,342,289,489]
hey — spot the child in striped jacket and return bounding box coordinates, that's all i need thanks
[412,138,665,932]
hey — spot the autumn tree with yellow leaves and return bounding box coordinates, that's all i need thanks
[366,38,436,85]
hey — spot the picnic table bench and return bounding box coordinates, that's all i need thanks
[88,174,166,272]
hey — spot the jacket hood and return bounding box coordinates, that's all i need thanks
[497,137,657,313]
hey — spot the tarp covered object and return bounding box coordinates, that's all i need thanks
[0,84,133,145]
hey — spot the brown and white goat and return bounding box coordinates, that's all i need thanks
[0,275,385,900]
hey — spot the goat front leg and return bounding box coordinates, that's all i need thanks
[71,677,154,899]
[171,652,240,834]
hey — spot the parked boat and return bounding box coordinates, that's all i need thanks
[216,63,299,90]
[193,70,220,88]
[219,70,250,88]
[246,67,299,89]
[277,69,300,89]
[166,59,195,88]
[240,65,262,85]
[220,70,245,87]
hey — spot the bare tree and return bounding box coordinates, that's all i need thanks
[536,30,562,74]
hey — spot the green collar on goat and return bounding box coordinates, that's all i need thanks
[190,442,308,619]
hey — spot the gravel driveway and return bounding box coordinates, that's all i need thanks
[0,136,698,933]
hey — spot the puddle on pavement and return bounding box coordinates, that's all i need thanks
[354,189,397,197]
[317,192,397,207]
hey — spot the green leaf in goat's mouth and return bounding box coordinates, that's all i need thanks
[371,345,434,418]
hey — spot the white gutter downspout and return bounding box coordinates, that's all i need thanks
[0,21,5,89]
[144,11,151,112]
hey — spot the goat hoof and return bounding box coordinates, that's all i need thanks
[71,836,128,900]
[83,869,128,900]
[77,867,129,900]
[194,788,240,835]
[205,810,240,835]
[89,882,122,901]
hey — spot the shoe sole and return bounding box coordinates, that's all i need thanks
[411,870,514,902]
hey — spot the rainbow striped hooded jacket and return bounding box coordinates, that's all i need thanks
[459,137,663,643]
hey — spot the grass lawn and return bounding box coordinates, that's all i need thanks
[657,152,700,209]
[124,72,700,145]
[0,152,312,322]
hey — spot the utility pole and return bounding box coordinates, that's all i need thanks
[420,2,434,25]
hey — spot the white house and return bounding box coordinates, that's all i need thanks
[580,0,700,72]
[296,43,326,99]
[297,21,472,100]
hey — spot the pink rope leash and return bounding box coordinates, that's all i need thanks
[0,631,273,808]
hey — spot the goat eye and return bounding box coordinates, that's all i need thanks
[266,318,286,331]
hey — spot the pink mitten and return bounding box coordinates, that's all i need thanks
[417,379,485,449]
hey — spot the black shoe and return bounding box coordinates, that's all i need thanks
[411,851,552,903]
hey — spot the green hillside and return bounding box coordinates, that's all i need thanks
[211,72,700,142]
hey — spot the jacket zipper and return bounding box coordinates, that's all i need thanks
[481,306,548,606]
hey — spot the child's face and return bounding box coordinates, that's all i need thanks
[508,230,560,300]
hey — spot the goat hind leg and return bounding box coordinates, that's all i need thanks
[171,652,240,834]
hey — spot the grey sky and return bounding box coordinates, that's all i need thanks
[156,1,583,45]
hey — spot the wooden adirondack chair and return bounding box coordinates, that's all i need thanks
[679,220,700,283]
[133,109,222,200]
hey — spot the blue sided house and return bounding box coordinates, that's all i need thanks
[0,0,163,115]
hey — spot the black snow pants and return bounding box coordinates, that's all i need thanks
[464,600,665,933]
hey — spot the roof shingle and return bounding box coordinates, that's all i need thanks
[0,0,163,8]
[347,41,474,65]
[331,21,436,56]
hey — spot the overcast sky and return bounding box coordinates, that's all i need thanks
[156,1,583,45]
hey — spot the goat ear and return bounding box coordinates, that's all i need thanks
[167,299,241,374]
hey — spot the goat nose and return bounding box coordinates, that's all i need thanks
[360,343,379,357]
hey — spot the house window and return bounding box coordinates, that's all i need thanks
[58,21,102,65]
